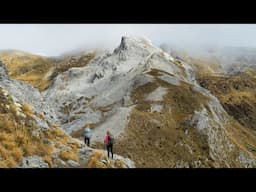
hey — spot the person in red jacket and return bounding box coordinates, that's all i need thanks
[104,130,114,159]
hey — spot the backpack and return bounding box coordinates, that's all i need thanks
[108,134,115,145]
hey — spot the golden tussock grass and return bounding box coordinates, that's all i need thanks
[37,113,45,120]
[52,127,66,137]
[17,73,52,91]
[0,132,10,141]
[0,145,9,160]
[0,116,16,132]
[0,86,82,167]
[21,103,33,116]
[0,145,18,167]
[23,143,37,156]
[2,140,16,150]
[86,151,104,168]
[0,51,54,91]
[9,104,18,115]
[12,147,23,162]
[0,114,64,167]
[0,161,7,168]
[35,142,54,157]
[59,149,79,162]
[6,157,17,167]
[43,156,53,168]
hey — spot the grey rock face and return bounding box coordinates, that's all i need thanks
[19,156,49,168]
[0,61,9,80]
[118,157,135,168]
[237,153,256,168]
[79,147,94,165]
[67,160,80,167]
[0,80,58,127]
[175,160,190,168]
[54,159,67,168]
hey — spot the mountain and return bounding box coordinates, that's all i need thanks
[1,37,256,167]
[0,61,134,168]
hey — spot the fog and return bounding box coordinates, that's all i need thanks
[0,24,256,56]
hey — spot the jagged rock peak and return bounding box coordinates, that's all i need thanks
[121,36,153,47]
[114,36,154,53]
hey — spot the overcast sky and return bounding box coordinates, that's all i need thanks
[0,24,255,56]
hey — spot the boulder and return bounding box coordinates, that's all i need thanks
[67,160,80,168]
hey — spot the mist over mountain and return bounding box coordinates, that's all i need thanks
[1,36,256,168]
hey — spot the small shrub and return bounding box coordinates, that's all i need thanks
[0,145,9,160]
[2,140,16,150]
[21,103,33,116]
[86,151,103,168]
[37,113,45,120]
[1,117,15,131]
[23,143,36,156]
[6,157,17,167]
[0,161,7,168]
[12,147,23,162]
[59,149,78,162]
[43,156,53,168]
[35,142,54,157]
[9,104,18,115]
[0,132,9,141]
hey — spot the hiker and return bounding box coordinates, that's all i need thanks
[104,130,114,159]
[83,127,92,147]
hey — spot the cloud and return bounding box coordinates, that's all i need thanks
[0,24,255,56]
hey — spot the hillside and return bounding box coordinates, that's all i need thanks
[198,71,256,132]
[0,50,96,91]
[0,61,134,168]
[0,50,54,91]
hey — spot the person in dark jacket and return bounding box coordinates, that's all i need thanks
[104,130,114,159]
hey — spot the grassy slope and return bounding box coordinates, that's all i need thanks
[197,71,256,162]
[198,72,256,131]
[0,86,80,167]
[0,51,95,91]
[185,57,224,78]
[114,69,215,167]
[0,51,54,91]
[112,67,256,167]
